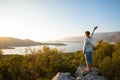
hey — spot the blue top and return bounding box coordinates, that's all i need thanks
[83,37,93,52]
[83,28,96,53]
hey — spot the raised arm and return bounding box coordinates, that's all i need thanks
[91,26,98,37]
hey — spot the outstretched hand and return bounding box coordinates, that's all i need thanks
[94,26,98,30]
[91,26,98,37]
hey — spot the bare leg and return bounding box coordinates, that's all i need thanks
[85,63,92,72]
[86,63,89,69]
[85,63,90,72]
[88,64,91,71]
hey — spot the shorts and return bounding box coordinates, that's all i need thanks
[84,51,92,64]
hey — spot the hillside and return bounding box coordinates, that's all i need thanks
[0,37,66,49]
[0,37,42,49]
[56,31,120,42]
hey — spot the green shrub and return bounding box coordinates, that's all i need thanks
[0,42,120,80]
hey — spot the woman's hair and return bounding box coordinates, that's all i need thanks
[85,31,90,36]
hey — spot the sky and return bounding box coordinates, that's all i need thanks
[0,0,120,41]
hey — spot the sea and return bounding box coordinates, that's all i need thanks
[2,42,84,55]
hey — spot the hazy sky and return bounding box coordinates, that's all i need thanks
[0,0,120,41]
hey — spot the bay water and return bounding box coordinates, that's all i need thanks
[2,42,83,55]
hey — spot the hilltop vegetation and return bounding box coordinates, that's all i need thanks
[0,41,120,80]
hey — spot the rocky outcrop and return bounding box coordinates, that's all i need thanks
[52,65,108,80]
[52,72,75,80]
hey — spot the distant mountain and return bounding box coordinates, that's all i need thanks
[94,31,120,42]
[56,31,120,43]
[0,37,66,49]
[0,37,42,49]
[56,36,84,43]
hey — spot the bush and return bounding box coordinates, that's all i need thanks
[0,42,120,80]
[0,46,82,80]
[93,41,120,80]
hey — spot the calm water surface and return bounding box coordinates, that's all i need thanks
[2,42,84,55]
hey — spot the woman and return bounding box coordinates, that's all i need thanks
[83,26,98,72]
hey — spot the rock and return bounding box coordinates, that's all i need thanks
[75,65,108,80]
[52,72,75,80]
[52,65,108,80]
[75,65,87,77]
